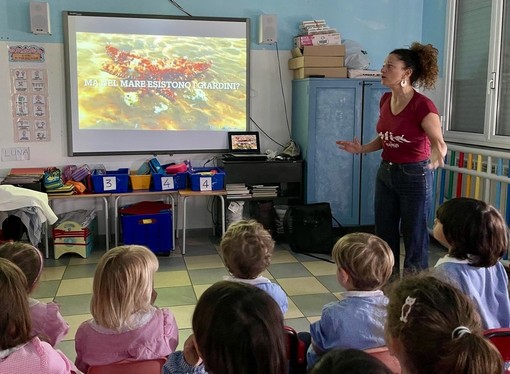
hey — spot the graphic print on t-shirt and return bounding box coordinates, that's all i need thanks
[379,131,411,149]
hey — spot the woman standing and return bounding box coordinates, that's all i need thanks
[337,42,447,275]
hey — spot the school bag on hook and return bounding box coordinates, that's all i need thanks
[283,202,344,255]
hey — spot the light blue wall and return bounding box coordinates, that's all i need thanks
[0,0,446,70]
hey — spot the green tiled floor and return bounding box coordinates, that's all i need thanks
[34,234,446,363]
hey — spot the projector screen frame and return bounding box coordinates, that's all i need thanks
[63,11,251,156]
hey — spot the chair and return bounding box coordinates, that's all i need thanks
[87,357,167,374]
[284,325,308,374]
[364,346,402,374]
[484,327,510,362]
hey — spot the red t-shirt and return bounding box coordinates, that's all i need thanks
[376,91,439,163]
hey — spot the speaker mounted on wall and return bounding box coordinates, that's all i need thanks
[29,1,51,35]
[258,14,277,45]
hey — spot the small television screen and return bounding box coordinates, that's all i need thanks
[63,11,250,155]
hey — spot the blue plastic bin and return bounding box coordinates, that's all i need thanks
[121,210,173,254]
[92,168,130,193]
[152,172,188,191]
[189,167,225,191]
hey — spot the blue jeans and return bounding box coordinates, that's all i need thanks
[374,160,433,274]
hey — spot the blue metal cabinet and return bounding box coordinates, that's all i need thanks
[291,78,388,226]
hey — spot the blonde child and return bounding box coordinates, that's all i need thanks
[433,197,510,329]
[386,275,503,373]
[0,258,76,373]
[0,242,69,346]
[74,245,178,373]
[307,233,394,368]
[220,219,288,314]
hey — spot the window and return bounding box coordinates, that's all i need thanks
[444,0,510,148]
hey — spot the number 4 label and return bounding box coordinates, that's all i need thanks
[161,176,174,191]
[200,177,212,191]
[103,176,116,191]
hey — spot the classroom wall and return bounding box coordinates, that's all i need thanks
[0,0,446,231]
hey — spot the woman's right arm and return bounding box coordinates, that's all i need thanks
[336,136,382,155]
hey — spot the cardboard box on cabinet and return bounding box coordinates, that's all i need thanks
[293,67,348,79]
[288,56,345,69]
[294,33,342,48]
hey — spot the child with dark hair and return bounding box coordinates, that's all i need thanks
[163,281,287,374]
[308,348,394,374]
[307,233,394,368]
[220,219,288,314]
[386,275,503,374]
[0,242,69,346]
[433,197,510,328]
[0,258,76,373]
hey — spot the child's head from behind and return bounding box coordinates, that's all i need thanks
[91,245,158,330]
[309,348,393,374]
[386,275,502,374]
[0,258,32,350]
[434,197,508,267]
[220,220,274,279]
[193,281,286,374]
[0,242,43,293]
[332,233,394,291]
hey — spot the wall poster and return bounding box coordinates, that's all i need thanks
[8,45,51,142]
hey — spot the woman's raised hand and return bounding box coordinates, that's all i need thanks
[336,138,362,154]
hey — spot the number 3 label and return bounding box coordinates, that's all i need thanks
[161,176,174,191]
[103,176,116,191]
[200,177,212,191]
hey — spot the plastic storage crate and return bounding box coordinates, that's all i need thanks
[120,201,173,255]
[152,172,187,191]
[92,168,130,193]
[130,174,151,190]
[189,167,225,191]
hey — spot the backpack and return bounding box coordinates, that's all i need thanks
[283,202,343,255]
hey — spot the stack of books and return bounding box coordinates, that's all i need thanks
[250,184,279,198]
[226,183,251,199]
[299,20,337,35]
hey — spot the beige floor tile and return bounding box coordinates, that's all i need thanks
[307,316,321,324]
[40,266,66,281]
[154,270,191,288]
[170,304,196,330]
[68,251,105,266]
[184,254,225,270]
[278,277,330,296]
[260,269,273,279]
[193,284,213,300]
[301,261,337,276]
[271,250,298,264]
[38,297,54,304]
[62,313,91,341]
[284,298,304,319]
[56,278,93,296]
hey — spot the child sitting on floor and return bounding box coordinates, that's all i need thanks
[307,232,394,368]
[0,258,76,373]
[386,274,503,373]
[74,245,179,373]
[220,219,288,314]
[163,281,287,374]
[432,197,510,329]
[0,242,69,346]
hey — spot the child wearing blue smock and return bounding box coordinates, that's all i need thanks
[307,233,394,368]
[433,197,510,329]
[220,219,288,314]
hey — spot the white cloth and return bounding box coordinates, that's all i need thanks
[0,185,57,224]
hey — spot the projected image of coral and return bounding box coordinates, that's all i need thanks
[76,33,246,131]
